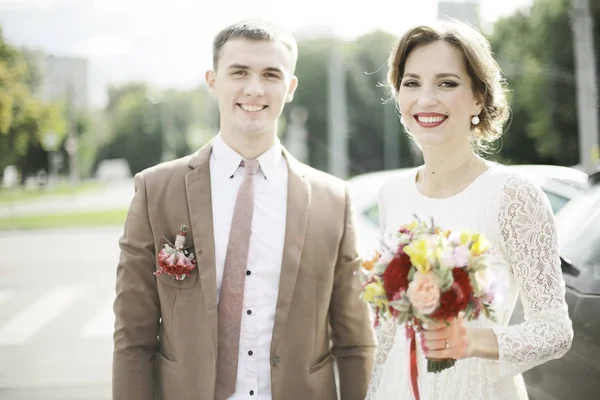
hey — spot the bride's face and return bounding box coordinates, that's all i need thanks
[397,40,482,149]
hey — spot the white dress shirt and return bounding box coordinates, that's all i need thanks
[210,134,288,399]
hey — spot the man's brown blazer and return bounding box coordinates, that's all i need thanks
[112,141,376,400]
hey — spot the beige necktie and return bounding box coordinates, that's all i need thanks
[215,159,259,400]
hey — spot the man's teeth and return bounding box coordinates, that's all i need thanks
[417,116,446,123]
[240,104,265,112]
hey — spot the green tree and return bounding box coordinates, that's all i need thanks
[0,27,66,183]
[292,37,333,172]
[96,83,212,175]
[346,30,414,173]
[96,83,163,175]
[489,0,600,166]
[292,30,411,176]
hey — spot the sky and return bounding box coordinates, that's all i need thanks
[0,0,533,106]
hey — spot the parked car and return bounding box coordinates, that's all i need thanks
[507,164,590,213]
[347,164,590,257]
[514,182,600,400]
[589,165,600,185]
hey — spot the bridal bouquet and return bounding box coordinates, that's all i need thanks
[360,216,496,373]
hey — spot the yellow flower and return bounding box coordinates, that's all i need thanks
[403,238,432,273]
[362,281,387,306]
[460,231,473,245]
[362,251,381,271]
[470,234,491,256]
[404,220,420,232]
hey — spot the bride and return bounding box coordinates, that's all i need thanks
[365,20,573,400]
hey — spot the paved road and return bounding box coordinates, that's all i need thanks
[0,179,134,218]
[0,227,121,400]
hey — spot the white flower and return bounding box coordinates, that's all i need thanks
[438,245,470,268]
[448,230,463,246]
[453,245,470,267]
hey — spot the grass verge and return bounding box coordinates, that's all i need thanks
[0,208,128,231]
[0,181,105,205]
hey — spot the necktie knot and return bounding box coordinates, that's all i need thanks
[241,159,259,176]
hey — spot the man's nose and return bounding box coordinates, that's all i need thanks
[244,76,265,96]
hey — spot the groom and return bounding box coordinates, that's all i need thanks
[112,19,375,400]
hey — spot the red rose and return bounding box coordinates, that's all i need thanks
[382,253,411,300]
[430,267,472,321]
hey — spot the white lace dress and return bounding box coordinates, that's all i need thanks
[365,163,573,400]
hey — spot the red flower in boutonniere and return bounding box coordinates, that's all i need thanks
[154,225,197,281]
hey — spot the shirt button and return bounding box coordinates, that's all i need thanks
[247,309,252,315]
[246,270,251,276]
[249,390,254,395]
[248,350,253,356]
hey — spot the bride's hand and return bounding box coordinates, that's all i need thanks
[420,317,472,360]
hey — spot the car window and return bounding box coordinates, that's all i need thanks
[556,185,600,266]
[542,190,571,214]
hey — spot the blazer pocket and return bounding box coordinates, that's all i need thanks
[309,352,335,374]
[156,351,181,398]
[155,351,177,369]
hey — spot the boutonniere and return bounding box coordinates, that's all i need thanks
[154,224,197,281]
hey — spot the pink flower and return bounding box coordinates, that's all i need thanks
[440,245,470,268]
[452,245,470,267]
[165,252,175,265]
[158,249,169,262]
[176,252,195,268]
[406,271,441,316]
[157,249,176,267]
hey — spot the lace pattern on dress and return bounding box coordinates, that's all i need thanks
[492,176,573,378]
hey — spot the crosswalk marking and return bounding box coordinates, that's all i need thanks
[81,292,116,338]
[0,284,84,346]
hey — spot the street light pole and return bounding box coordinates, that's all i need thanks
[327,38,349,179]
[572,0,599,171]
[65,81,80,185]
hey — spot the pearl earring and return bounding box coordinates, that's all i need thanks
[400,115,405,125]
[471,114,480,125]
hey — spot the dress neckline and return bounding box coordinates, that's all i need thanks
[410,161,498,201]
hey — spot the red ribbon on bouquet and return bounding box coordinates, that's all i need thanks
[407,324,421,400]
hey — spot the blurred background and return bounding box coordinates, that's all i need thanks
[0,0,599,399]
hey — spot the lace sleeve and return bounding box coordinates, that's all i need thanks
[492,176,573,378]
[365,320,397,399]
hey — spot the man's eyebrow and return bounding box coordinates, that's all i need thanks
[227,64,284,75]
[227,63,250,70]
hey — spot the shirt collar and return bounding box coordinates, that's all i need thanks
[211,133,283,180]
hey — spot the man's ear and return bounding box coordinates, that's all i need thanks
[286,75,299,103]
[205,70,217,97]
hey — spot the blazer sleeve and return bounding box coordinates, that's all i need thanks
[329,184,377,400]
[112,172,161,400]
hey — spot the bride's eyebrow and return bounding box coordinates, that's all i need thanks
[402,73,462,81]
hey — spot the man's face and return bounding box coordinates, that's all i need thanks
[206,38,298,139]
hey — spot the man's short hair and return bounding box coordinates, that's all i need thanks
[212,19,298,72]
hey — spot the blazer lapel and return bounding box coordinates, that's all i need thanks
[185,141,218,353]
[271,149,311,350]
